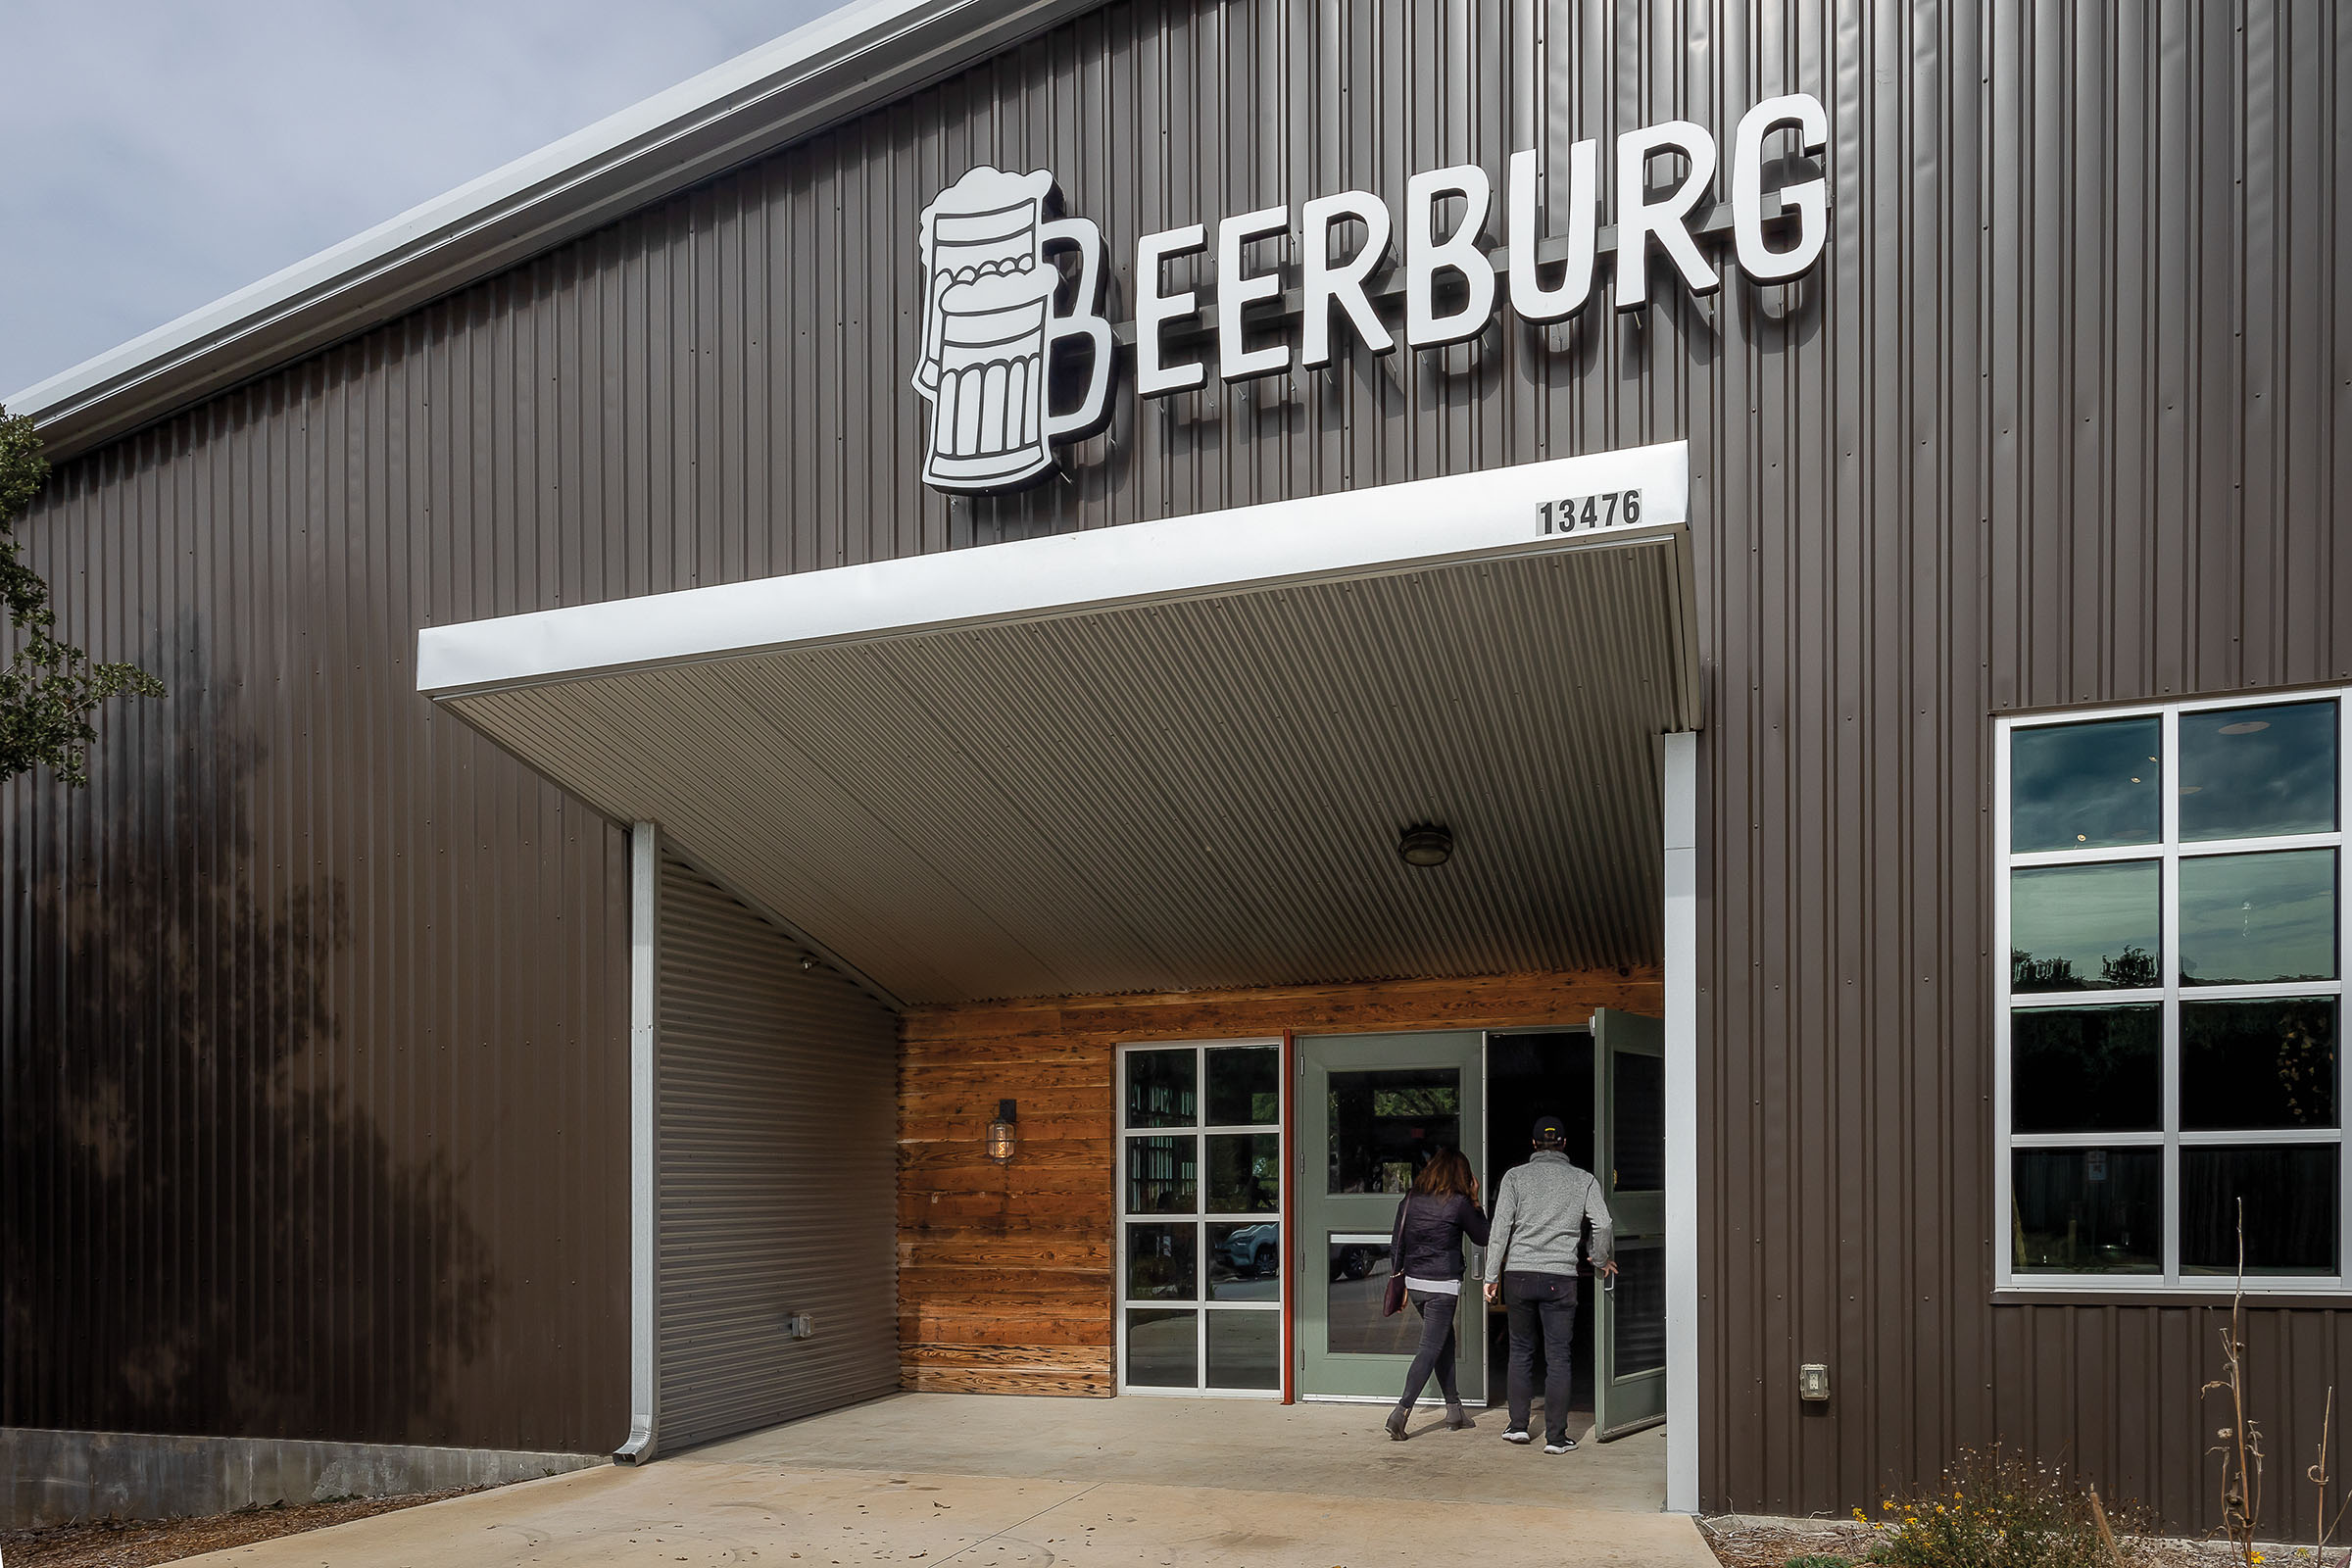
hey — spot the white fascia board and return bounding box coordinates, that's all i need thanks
[9,0,1103,456]
[416,442,1690,696]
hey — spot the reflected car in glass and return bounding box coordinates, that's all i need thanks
[1220,1222,1281,1277]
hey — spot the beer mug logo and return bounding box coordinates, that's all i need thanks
[913,167,1114,495]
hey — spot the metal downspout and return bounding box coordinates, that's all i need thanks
[615,821,662,1462]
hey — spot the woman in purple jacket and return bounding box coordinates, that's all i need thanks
[1384,1148,1491,1440]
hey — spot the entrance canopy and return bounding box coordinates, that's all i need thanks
[417,445,1698,1005]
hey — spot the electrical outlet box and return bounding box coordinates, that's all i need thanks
[1798,1362,1830,1400]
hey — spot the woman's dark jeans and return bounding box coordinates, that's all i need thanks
[1396,1288,1461,1407]
[1503,1270,1579,1443]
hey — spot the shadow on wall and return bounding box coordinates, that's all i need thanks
[2,641,496,1443]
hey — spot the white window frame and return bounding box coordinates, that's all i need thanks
[1994,687,2352,1294]
[1114,1039,1288,1396]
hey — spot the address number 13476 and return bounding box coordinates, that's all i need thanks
[1538,488,1642,535]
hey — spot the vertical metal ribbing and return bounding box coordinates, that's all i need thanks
[653,850,900,1452]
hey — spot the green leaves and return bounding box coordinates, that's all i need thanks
[0,406,165,788]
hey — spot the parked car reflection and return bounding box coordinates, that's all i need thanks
[1325,1244,1418,1355]
[1207,1222,1281,1301]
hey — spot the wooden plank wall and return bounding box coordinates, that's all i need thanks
[897,968,1664,1396]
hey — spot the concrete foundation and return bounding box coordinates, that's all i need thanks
[1,1426,605,1529]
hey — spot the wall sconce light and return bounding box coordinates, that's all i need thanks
[986,1099,1018,1163]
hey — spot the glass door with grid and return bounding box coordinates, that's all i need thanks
[1296,1030,1486,1401]
[1117,1041,1285,1394]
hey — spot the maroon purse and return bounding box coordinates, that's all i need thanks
[1382,1196,1411,1316]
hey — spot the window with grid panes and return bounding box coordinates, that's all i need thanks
[1116,1042,1286,1393]
[1997,693,2349,1289]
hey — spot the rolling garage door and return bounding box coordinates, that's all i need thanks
[656,852,900,1450]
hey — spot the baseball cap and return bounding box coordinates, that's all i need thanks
[1532,1114,1567,1142]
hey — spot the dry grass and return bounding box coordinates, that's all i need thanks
[1700,1516,2294,1568]
[0,1487,481,1568]
[1701,1517,1886,1568]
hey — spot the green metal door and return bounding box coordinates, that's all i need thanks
[1592,1007,1668,1439]
[1296,1031,1486,1401]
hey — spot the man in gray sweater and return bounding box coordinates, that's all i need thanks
[1480,1114,1617,1453]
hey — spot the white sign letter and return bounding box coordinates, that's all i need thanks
[1136,223,1208,396]
[1614,122,1719,312]
[1299,191,1395,368]
[1505,142,1598,323]
[1731,93,1830,282]
[1404,165,1496,349]
[1217,204,1292,383]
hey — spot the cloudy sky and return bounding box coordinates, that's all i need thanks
[1,0,852,398]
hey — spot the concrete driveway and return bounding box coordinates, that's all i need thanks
[180,1395,1714,1567]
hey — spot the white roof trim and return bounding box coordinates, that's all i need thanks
[10,0,1105,461]
[416,442,1692,696]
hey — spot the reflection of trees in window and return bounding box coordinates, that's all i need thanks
[2011,945,2157,991]
[2012,950,2079,989]
[2278,1008,2332,1127]
[2181,998,2339,1130]
[1206,1136,1278,1212]
[1327,1075,1460,1193]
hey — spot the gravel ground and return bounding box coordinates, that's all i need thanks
[0,1488,482,1568]
[1698,1515,2284,1568]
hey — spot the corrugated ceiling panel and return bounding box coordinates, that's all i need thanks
[454,540,1687,1004]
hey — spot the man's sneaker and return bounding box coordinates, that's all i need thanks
[1503,1428,1533,1445]
[1544,1437,1578,1454]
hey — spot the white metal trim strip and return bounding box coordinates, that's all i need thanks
[416,444,1692,696]
[1660,729,1699,1514]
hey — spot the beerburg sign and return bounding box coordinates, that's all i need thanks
[911,93,1830,496]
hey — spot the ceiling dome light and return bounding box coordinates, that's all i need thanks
[1398,824,1453,867]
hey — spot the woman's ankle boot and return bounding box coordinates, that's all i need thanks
[1385,1405,1410,1441]
[1446,1399,1473,1430]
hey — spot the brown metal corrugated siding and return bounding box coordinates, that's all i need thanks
[4,0,2345,1525]
[656,854,900,1452]
[2,368,636,1451]
[1706,0,2352,1532]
